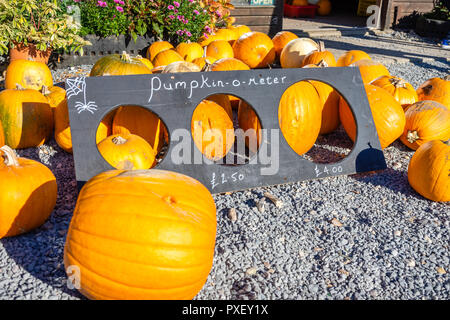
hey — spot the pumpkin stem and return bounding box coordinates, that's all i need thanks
[444,75,450,81]
[406,130,420,144]
[390,77,407,88]
[112,135,127,145]
[317,60,329,68]
[318,41,325,52]
[0,145,20,167]
[120,51,132,62]
[41,85,51,96]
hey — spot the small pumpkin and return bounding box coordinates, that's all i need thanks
[278,81,322,155]
[232,25,252,38]
[301,41,336,67]
[192,100,235,161]
[215,28,238,44]
[0,120,4,147]
[349,59,390,84]
[176,42,204,62]
[96,109,117,144]
[272,31,299,59]
[206,40,234,61]
[408,140,449,202]
[152,50,184,68]
[146,41,174,61]
[42,85,66,110]
[192,57,217,70]
[112,106,166,153]
[207,94,233,119]
[416,75,450,108]
[238,100,262,153]
[317,0,332,16]
[400,100,450,150]
[198,34,220,47]
[308,80,341,134]
[135,55,154,70]
[0,85,53,149]
[336,50,371,67]
[97,133,156,170]
[5,59,53,90]
[53,99,72,153]
[292,0,308,5]
[64,169,217,299]
[280,38,319,69]
[90,52,152,76]
[208,57,250,72]
[339,84,406,149]
[162,61,201,73]
[370,75,418,109]
[0,145,57,239]
[233,32,275,69]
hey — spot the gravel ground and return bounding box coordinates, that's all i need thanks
[0,57,449,300]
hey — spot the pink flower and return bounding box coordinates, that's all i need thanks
[116,6,124,12]
[97,1,107,7]
[216,10,222,18]
[114,0,124,4]
[188,0,194,2]
[168,4,174,10]
[193,10,199,15]
[203,33,209,39]
[174,9,178,13]
[186,31,192,37]
[173,1,180,8]
[168,15,175,19]
[183,19,188,24]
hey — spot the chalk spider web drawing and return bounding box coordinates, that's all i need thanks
[66,77,98,114]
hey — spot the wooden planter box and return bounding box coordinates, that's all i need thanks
[415,16,450,39]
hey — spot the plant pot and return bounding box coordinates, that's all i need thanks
[9,42,52,64]
[415,17,450,39]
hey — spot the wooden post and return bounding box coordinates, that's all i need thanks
[379,0,393,30]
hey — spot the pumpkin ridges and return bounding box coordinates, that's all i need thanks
[0,120,4,147]
[416,76,450,108]
[272,31,298,58]
[152,49,184,68]
[301,41,336,67]
[350,59,390,84]
[90,52,152,76]
[238,100,262,153]
[371,75,418,109]
[336,50,371,67]
[233,32,275,69]
[308,80,341,134]
[206,40,234,60]
[147,41,174,61]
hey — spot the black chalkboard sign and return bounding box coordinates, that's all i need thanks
[66,67,386,194]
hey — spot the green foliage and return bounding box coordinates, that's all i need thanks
[0,0,91,55]
[425,1,450,20]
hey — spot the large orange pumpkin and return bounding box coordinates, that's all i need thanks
[278,81,322,155]
[350,59,390,84]
[371,75,418,109]
[206,40,234,61]
[233,32,275,69]
[135,55,154,70]
[208,57,250,71]
[0,145,57,239]
[152,50,184,68]
[64,169,217,299]
[197,34,220,47]
[0,120,4,147]
[42,86,66,110]
[112,106,166,153]
[90,52,152,76]
[96,109,117,145]
[336,50,371,67]
[5,59,53,91]
[238,100,262,153]
[207,94,233,118]
[0,85,53,149]
[339,84,406,149]
[317,0,332,16]
[309,80,341,134]
[232,25,252,38]
[400,100,450,150]
[215,28,238,44]
[97,133,156,170]
[416,75,450,108]
[146,41,174,61]
[301,41,336,67]
[272,31,298,58]
[408,140,449,202]
[191,100,235,161]
[176,42,204,62]
[54,99,72,153]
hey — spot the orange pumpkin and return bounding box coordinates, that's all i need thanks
[135,55,154,70]
[280,38,319,69]
[416,75,450,108]
[233,32,275,69]
[152,50,184,68]
[112,106,166,153]
[206,40,234,61]
[292,0,308,5]
[233,25,252,38]
[278,81,322,155]
[0,120,4,147]
[336,50,371,67]
[350,59,390,84]
[97,133,156,170]
[317,0,332,16]
[0,145,57,239]
[42,85,66,110]
[146,41,174,61]
[309,80,341,134]
[5,59,53,90]
[370,75,418,109]
[64,169,217,299]
[90,52,152,76]
[53,99,72,153]
[176,42,204,62]
[400,100,450,150]
[272,31,299,59]
[301,41,336,67]
[339,84,406,149]
[96,109,118,145]
[207,94,233,118]
[407,140,450,202]
[192,57,217,70]
[238,100,262,153]
[198,34,220,47]
[191,100,235,161]
[208,57,250,71]
[215,28,238,44]
[0,85,53,149]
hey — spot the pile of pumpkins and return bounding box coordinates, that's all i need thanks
[290,0,332,16]
[0,24,449,300]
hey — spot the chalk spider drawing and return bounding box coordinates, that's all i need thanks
[66,77,98,114]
